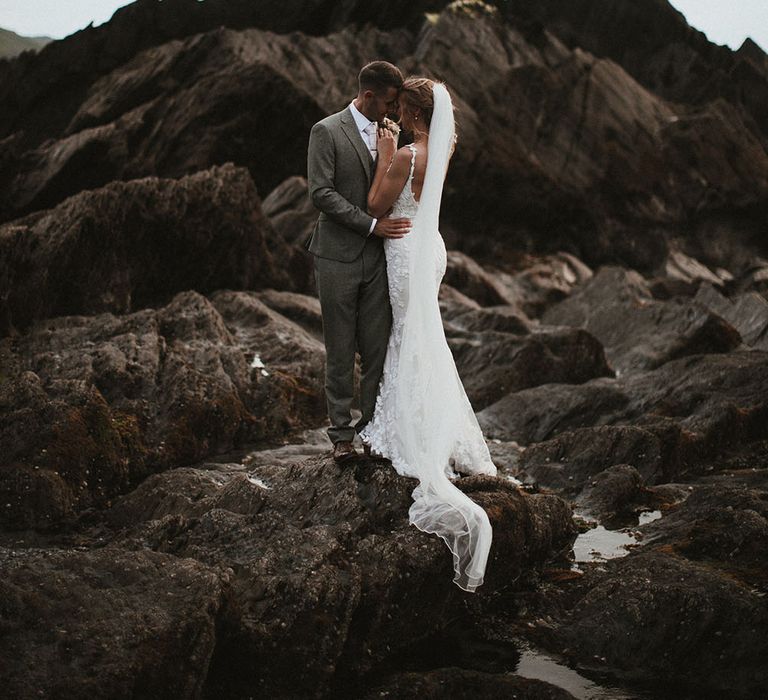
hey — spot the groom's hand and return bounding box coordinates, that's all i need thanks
[373,218,412,238]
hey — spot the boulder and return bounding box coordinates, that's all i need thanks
[530,550,768,698]
[0,289,325,530]
[449,327,612,409]
[98,455,576,697]
[0,546,224,700]
[542,266,743,372]
[0,164,292,336]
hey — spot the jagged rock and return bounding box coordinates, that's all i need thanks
[573,464,648,522]
[663,248,728,287]
[542,266,743,372]
[530,550,768,698]
[516,350,768,492]
[0,164,292,336]
[519,424,673,497]
[478,378,628,444]
[637,483,768,590]
[449,326,612,409]
[0,289,325,530]
[0,5,765,274]
[491,252,594,319]
[0,546,224,700]
[255,289,323,338]
[694,282,768,350]
[262,175,316,246]
[95,455,576,697]
[444,250,518,306]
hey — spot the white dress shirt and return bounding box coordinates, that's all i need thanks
[348,100,378,235]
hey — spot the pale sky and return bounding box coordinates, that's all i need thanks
[0,0,766,54]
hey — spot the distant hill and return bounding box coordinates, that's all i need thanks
[0,27,52,59]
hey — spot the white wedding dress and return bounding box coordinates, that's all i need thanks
[360,84,522,593]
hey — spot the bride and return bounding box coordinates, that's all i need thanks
[359,77,522,592]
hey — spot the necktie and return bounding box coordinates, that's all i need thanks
[363,122,377,158]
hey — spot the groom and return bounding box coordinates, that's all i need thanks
[306,60,412,464]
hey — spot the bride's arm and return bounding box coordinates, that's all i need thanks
[367,130,411,218]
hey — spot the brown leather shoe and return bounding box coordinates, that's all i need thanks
[332,440,357,464]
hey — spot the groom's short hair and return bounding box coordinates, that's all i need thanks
[358,61,404,94]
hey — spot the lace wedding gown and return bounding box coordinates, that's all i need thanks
[360,131,522,592]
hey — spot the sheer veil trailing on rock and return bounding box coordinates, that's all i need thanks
[394,82,496,592]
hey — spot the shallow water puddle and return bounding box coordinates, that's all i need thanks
[513,638,653,699]
[571,510,662,570]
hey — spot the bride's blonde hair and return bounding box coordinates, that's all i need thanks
[399,77,436,128]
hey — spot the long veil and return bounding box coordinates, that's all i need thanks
[394,82,496,592]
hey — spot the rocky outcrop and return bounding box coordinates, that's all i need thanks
[0,547,224,700]
[449,326,612,409]
[0,289,325,530]
[542,266,743,372]
[0,456,576,698]
[1,1,767,697]
[0,164,293,336]
[1,5,766,274]
[512,350,768,492]
[529,549,768,698]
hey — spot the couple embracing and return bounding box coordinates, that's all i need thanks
[306,61,521,592]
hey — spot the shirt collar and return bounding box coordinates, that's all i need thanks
[348,100,375,132]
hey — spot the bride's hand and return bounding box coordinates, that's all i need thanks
[377,127,397,166]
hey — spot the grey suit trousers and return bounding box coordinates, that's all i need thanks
[314,234,391,444]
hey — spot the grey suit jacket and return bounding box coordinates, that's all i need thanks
[305,106,381,262]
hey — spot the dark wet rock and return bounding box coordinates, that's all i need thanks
[262,175,316,247]
[255,289,323,339]
[0,23,410,223]
[504,0,768,147]
[89,455,576,698]
[516,351,768,492]
[0,289,325,530]
[694,282,768,350]
[478,378,628,444]
[0,164,292,336]
[0,0,441,156]
[530,550,768,699]
[519,424,673,498]
[450,327,613,410]
[491,252,594,319]
[573,464,649,522]
[445,304,532,335]
[0,546,224,700]
[362,666,578,699]
[730,257,768,301]
[542,266,743,372]
[638,483,768,590]
[1,5,766,274]
[444,250,518,307]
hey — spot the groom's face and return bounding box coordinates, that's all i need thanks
[362,86,400,123]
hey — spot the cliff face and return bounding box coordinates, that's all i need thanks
[0,0,766,273]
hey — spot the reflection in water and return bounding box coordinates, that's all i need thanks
[571,510,662,571]
[513,638,652,700]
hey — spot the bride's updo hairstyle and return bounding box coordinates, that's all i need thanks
[399,77,436,128]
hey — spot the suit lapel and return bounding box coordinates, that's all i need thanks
[340,108,373,183]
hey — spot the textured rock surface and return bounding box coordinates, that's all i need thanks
[1,3,766,274]
[0,289,324,529]
[1,1,767,697]
[0,164,293,335]
[0,456,576,699]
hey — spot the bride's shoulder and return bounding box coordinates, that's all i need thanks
[387,146,413,174]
